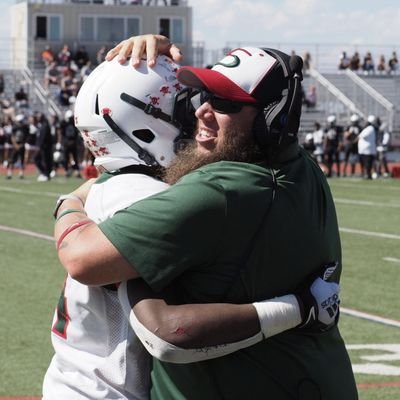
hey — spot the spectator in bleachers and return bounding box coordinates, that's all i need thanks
[15,86,29,108]
[44,61,60,89]
[388,51,398,74]
[96,45,108,65]
[0,73,4,95]
[357,115,377,180]
[59,68,80,106]
[1,99,15,120]
[377,55,387,74]
[6,114,28,179]
[324,115,343,177]
[362,52,375,74]
[80,60,95,81]
[57,44,73,69]
[303,84,317,109]
[349,51,360,71]
[41,45,55,67]
[342,114,361,177]
[146,0,168,5]
[302,51,312,75]
[338,51,350,70]
[74,45,90,69]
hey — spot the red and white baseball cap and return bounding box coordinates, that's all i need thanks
[177,47,286,106]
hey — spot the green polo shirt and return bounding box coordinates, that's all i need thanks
[99,144,358,399]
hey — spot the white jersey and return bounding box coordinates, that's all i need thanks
[43,172,169,400]
[358,125,377,155]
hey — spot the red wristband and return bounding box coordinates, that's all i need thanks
[56,219,93,251]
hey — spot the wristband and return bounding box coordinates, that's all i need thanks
[53,194,84,219]
[55,208,87,222]
[252,294,301,338]
[56,219,93,251]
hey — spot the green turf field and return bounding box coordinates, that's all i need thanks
[0,173,399,399]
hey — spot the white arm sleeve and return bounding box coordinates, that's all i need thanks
[118,281,262,364]
[252,294,302,338]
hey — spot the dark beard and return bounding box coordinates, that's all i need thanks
[163,126,264,185]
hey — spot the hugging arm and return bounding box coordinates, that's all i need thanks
[118,264,340,364]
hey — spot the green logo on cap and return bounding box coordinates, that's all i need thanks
[215,54,240,68]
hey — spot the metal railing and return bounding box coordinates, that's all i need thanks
[308,68,365,119]
[21,67,62,118]
[345,69,395,131]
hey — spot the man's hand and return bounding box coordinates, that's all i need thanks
[105,34,183,68]
[295,262,340,332]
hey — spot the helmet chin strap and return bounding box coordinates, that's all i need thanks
[102,112,159,167]
[121,92,173,123]
[122,91,195,151]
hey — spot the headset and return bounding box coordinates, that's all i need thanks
[253,48,304,152]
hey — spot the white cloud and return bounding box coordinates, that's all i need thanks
[189,0,400,51]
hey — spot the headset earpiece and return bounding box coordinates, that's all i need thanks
[253,49,303,151]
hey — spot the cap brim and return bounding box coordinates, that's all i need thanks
[177,66,258,104]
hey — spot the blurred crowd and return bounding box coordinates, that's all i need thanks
[302,114,392,179]
[297,50,399,75]
[41,44,108,106]
[338,50,399,75]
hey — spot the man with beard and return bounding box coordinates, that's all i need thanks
[53,36,357,400]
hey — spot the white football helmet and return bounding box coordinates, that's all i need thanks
[350,114,359,123]
[74,56,192,172]
[327,115,336,124]
[367,115,377,125]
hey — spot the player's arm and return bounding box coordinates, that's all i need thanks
[118,264,340,363]
[53,181,140,285]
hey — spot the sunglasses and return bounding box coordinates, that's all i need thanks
[190,89,254,114]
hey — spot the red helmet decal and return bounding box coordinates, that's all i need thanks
[149,96,160,105]
[102,107,112,116]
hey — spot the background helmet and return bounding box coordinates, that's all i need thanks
[74,56,187,172]
[350,114,359,123]
[327,115,336,124]
[367,115,377,126]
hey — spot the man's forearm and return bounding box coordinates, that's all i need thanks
[54,194,139,285]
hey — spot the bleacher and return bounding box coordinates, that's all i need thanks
[298,71,400,147]
[0,68,49,116]
[2,59,400,149]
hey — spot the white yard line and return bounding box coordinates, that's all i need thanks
[330,182,400,192]
[383,257,400,264]
[0,186,58,198]
[335,198,400,208]
[340,227,400,240]
[0,225,53,241]
[341,307,400,328]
